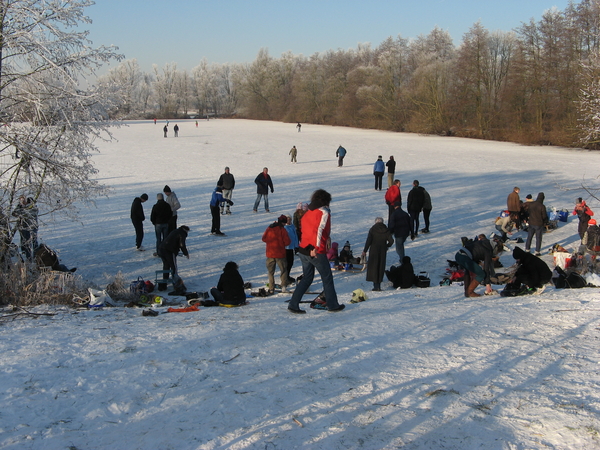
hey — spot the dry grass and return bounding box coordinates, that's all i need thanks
[0,262,88,307]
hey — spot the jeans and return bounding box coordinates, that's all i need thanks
[374,172,384,190]
[394,235,407,263]
[526,225,543,252]
[288,252,340,310]
[253,194,269,211]
[155,223,169,253]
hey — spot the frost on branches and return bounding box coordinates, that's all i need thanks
[579,52,600,147]
[0,0,122,233]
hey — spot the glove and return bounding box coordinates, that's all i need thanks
[228,200,234,206]
[271,189,274,194]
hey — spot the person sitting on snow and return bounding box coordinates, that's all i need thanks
[509,246,552,293]
[210,261,246,306]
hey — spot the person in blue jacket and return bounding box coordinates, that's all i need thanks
[210,187,233,235]
[373,155,385,190]
[336,145,347,167]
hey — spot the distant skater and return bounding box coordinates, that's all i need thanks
[289,146,297,163]
[336,145,347,167]
[296,123,301,132]
[173,124,179,137]
[163,125,168,138]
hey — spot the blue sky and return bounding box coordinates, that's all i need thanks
[87,0,571,73]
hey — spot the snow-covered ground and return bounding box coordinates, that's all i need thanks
[1,119,600,450]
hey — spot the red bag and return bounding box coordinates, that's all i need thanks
[144,280,155,293]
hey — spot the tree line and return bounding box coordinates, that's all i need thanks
[100,0,600,148]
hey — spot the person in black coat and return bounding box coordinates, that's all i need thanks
[407,180,425,239]
[130,193,148,250]
[157,225,190,289]
[361,217,394,291]
[150,193,172,256]
[525,192,548,255]
[210,261,246,305]
[388,202,412,264]
[512,246,552,289]
[253,167,274,212]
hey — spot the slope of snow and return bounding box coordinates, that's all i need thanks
[1,119,599,450]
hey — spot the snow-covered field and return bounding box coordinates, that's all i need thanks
[2,119,600,450]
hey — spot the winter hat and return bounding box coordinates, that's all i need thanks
[140,193,148,201]
[526,194,532,199]
[343,241,351,249]
[278,214,287,224]
[216,186,223,192]
[589,219,597,225]
[163,185,171,193]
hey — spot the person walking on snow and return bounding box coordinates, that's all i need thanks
[163,124,168,137]
[130,193,148,251]
[287,189,345,313]
[420,185,432,234]
[158,225,190,289]
[289,146,298,163]
[361,217,394,291]
[217,167,235,214]
[526,192,548,256]
[388,202,411,264]
[336,145,347,167]
[253,167,274,212]
[373,155,385,191]
[173,124,179,137]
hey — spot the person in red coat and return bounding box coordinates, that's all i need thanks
[384,179,401,221]
[262,215,291,294]
[287,189,345,313]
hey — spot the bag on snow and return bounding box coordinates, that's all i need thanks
[88,288,114,308]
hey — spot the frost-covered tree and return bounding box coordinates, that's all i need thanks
[0,0,122,238]
[579,51,600,146]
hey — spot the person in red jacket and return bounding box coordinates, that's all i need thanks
[262,215,291,294]
[384,179,401,222]
[287,189,345,313]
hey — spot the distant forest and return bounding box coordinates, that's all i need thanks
[99,0,600,147]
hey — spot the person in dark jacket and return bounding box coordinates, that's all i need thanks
[217,167,235,214]
[335,145,347,167]
[583,218,600,253]
[512,246,552,290]
[386,256,415,289]
[388,202,411,264]
[150,193,172,256]
[386,156,396,188]
[361,217,394,291]
[455,235,495,297]
[525,192,548,255]
[407,180,425,239]
[253,167,274,212]
[507,187,521,229]
[210,261,246,305]
[420,186,432,234]
[158,225,190,288]
[130,193,148,251]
